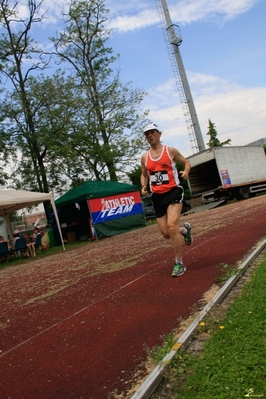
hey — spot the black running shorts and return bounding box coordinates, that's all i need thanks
[151,186,184,218]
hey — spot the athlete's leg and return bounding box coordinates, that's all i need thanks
[156,214,170,239]
[166,202,183,258]
[156,202,183,257]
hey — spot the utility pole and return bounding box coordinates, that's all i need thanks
[155,0,205,153]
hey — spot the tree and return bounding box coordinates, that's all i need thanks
[0,0,103,197]
[1,71,91,196]
[128,165,142,188]
[51,0,148,181]
[0,0,52,195]
[0,0,97,196]
[0,0,148,201]
[206,119,231,148]
[0,65,85,196]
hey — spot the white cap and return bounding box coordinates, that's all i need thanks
[143,123,160,134]
[13,229,19,235]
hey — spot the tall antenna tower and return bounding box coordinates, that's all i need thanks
[155,0,205,153]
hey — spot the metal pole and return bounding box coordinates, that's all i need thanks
[159,0,205,152]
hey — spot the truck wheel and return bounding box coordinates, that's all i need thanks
[239,187,250,200]
[227,190,235,200]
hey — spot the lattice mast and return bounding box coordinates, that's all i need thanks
[155,0,205,153]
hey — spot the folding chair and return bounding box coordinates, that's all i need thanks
[14,238,28,258]
[0,242,12,262]
[34,234,45,253]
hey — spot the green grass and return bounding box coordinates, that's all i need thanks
[147,332,176,364]
[152,252,266,399]
[215,262,240,283]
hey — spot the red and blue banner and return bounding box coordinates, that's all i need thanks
[220,169,231,188]
[88,191,143,225]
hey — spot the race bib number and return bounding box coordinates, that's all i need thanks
[150,170,169,185]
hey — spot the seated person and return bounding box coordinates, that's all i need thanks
[27,241,36,257]
[32,226,41,241]
[29,226,43,253]
[0,235,11,250]
[12,229,21,247]
[13,229,35,258]
[0,235,10,243]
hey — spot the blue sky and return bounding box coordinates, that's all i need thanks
[104,0,266,156]
[16,0,266,157]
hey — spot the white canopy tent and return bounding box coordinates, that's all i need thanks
[0,190,65,250]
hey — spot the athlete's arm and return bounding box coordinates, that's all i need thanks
[140,153,149,195]
[169,147,191,180]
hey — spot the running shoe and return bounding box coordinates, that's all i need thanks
[171,262,186,277]
[183,222,193,246]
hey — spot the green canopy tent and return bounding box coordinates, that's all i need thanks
[55,181,145,240]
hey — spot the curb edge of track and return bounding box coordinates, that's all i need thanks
[131,237,266,399]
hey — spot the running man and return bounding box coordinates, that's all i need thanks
[140,123,193,277]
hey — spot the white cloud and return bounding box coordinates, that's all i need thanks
[143,73,266,156]
[197,85,266,144]
[8,0,67,30]
[106,0,261,32]
[4,0,264,159]
[108,9,158,32]
[10,0,262,32]
[16,4,29,19]
[170,0,261,24]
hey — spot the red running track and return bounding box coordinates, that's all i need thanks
[0,196,265,398]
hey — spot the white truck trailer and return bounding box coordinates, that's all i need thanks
[187,146,266,201]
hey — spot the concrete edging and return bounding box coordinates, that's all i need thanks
[131,238,266,399]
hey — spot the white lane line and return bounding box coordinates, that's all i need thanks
[0,264,163,358]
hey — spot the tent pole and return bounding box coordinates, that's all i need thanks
[50,200,65,250]
[3,214,13,248]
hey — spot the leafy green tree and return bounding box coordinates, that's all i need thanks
[0,66,86,196]
[0,0,52,196]
[0,0,99,196]
[128,165,142,188]
[0,0,148,198]
[0,167,8,187]
[51,0,148,181]
[206,119,231,148]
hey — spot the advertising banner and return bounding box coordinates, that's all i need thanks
[220,170,231,188]
[88,191,143,225]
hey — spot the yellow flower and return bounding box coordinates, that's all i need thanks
[219,325,225,329]
[199,321,205,327]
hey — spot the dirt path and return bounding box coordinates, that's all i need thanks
[0,196,265,399]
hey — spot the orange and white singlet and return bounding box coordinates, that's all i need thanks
[145,145,180,194]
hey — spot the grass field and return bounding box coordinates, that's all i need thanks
[150,251,266,399]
